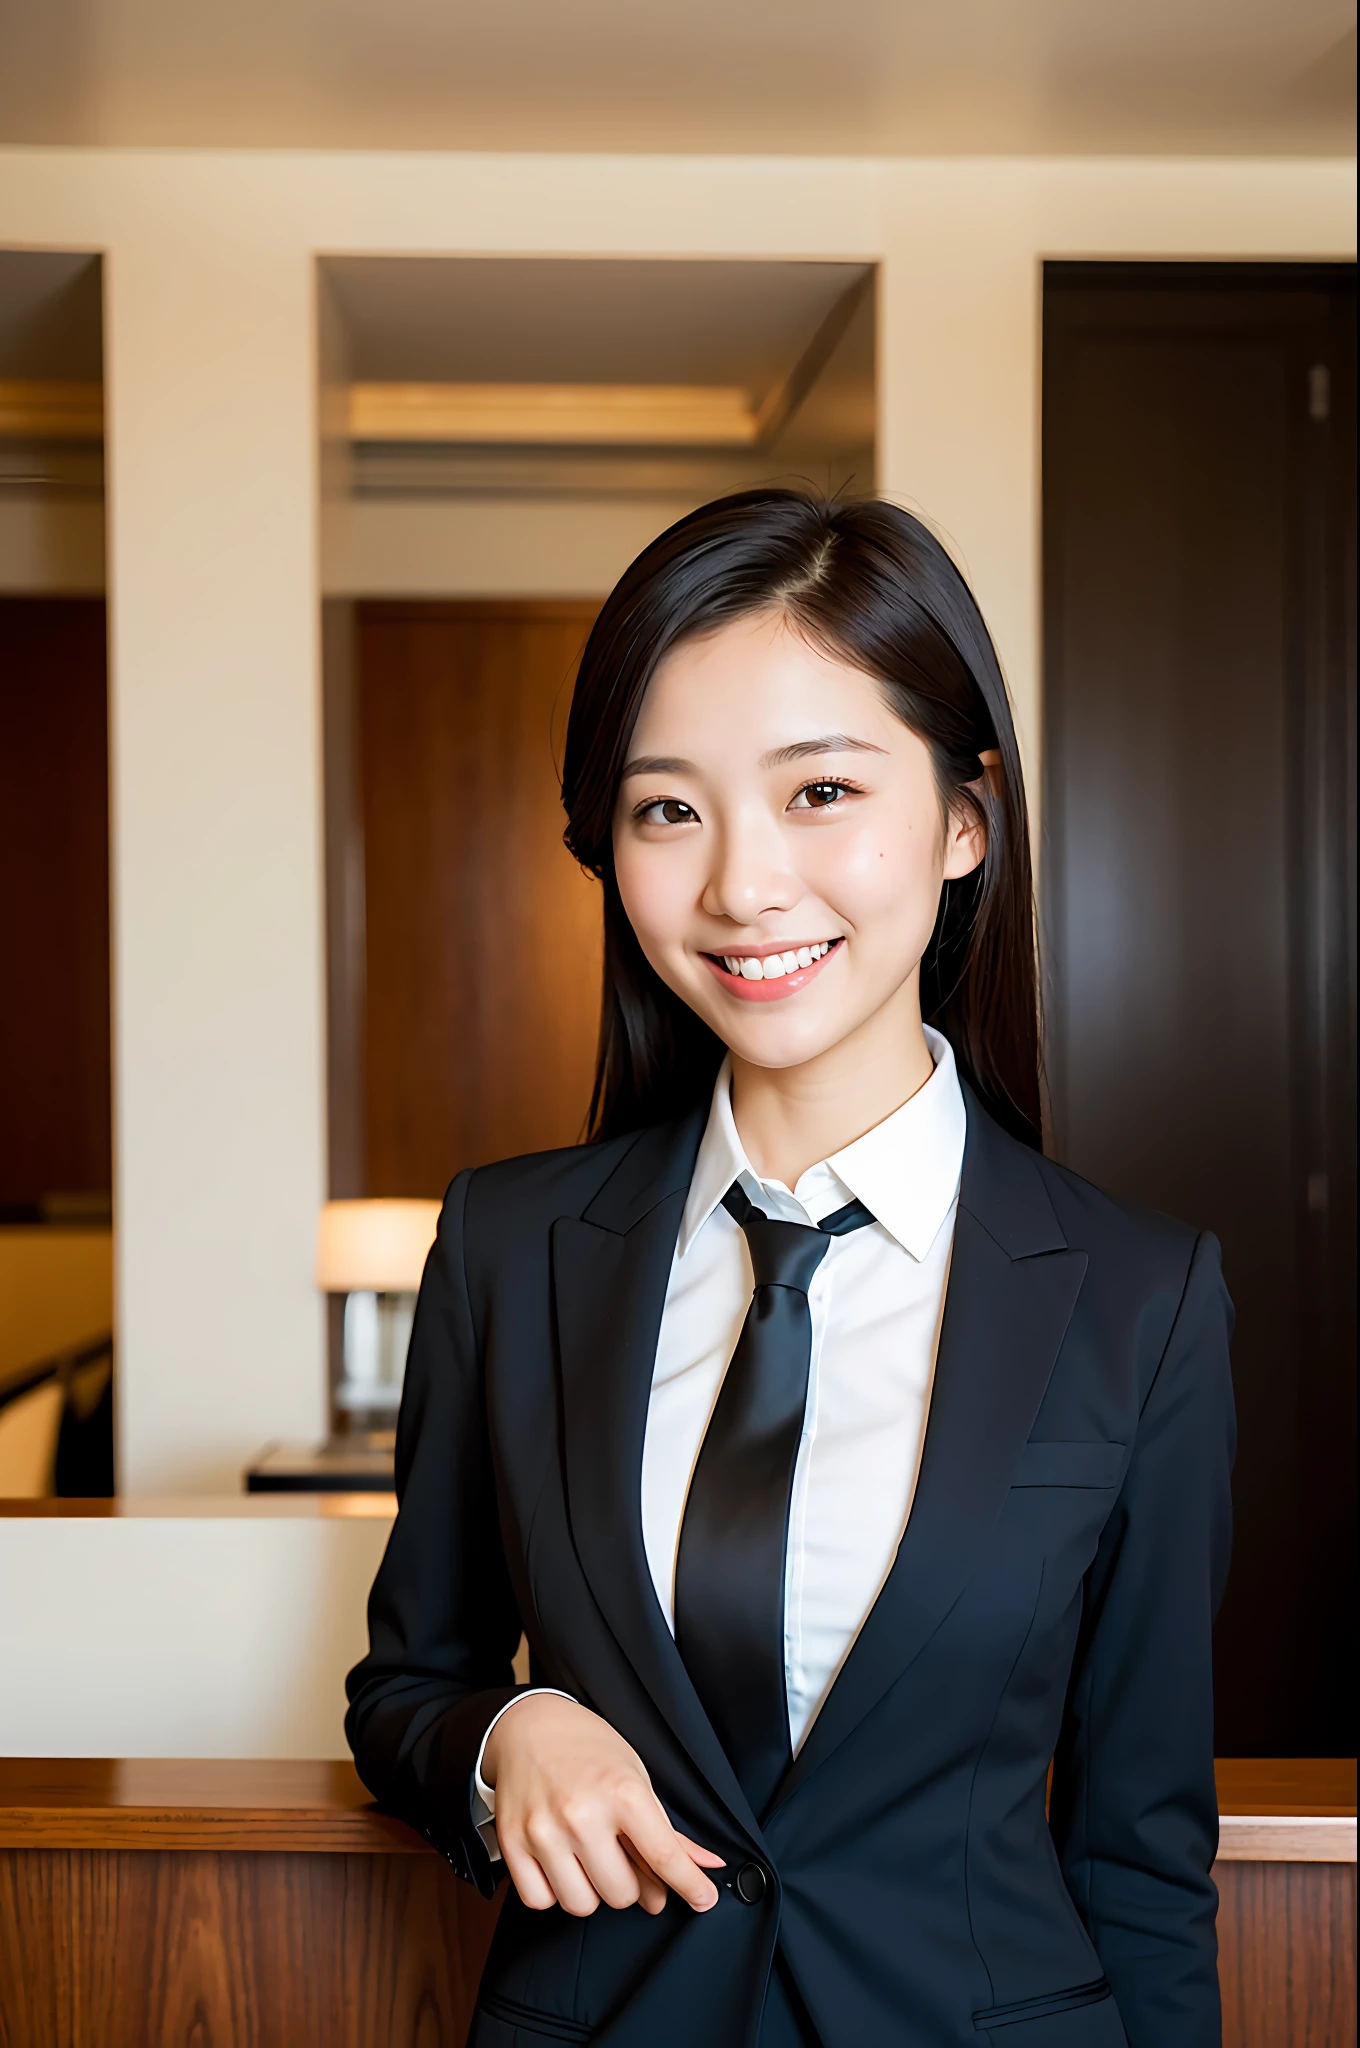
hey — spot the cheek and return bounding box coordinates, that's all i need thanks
[806,812,942,924]
[613,836,691,955]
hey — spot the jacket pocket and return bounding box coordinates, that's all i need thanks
[974,1977,1113,2029]
[477,1992,593,2043]
[1012,1441,1125,1489]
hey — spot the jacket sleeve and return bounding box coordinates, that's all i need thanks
[344,1166,524,1894]
[1049,1230,1236,2048]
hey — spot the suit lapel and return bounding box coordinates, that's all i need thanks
[553,1113,761,1836]
[774,1090,1088,1807]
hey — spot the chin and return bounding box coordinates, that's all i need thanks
[707,1006,850,1072]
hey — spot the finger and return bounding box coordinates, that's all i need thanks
[672,1831,726,1870]
[499,1839,560,1913]
[620,1839,669,1915]
[551,1793,646,1912]
[523,1820,604,1918]
[631,1789,726,1875]
[624,1821,721,1912]
[572,1832,647,1913]
[539,1847,604,1918]
[648,1822,727,1882]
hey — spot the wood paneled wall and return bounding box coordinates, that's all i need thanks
[2,1848,1352,2048]
[1043,268,1357,1755]
[1217,1861,1356,2048]
[343,599,604,1199]
[0,1847,500,2048]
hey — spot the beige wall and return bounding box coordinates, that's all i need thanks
[0,148,1352,1491]
[0,1502,391,1755]
[321,493,702,600]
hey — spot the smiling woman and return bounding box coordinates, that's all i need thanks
[607,606,994,1183]
[564,494,1038,1166]
[345,490,1235,2048]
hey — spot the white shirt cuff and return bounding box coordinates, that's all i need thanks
[472,1688,576,1861]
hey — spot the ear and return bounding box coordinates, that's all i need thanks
[941,748,1000,881]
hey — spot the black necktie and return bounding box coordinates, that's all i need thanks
[673,1180,876,1816]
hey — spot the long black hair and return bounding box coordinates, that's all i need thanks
[562,489,1042,1148]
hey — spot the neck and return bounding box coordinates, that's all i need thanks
[728,975,935,1189]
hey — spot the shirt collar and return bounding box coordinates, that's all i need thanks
[677,1025,966,1263]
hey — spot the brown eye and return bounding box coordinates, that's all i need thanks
[639,797,696,825]
[801,782,845,808]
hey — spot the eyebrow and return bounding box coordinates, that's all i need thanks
[620,734,887,780]
[759,734,888,768]
[620,755,696,778]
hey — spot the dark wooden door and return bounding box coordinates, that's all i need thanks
[1043,266,1356,1754]
[344,600,603,1199]
[0,598,111,1213]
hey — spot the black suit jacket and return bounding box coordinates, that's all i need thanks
[346,1086,1235,2048]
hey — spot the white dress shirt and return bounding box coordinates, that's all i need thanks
[642,1024,964,1748]
[474,1027,965,1838]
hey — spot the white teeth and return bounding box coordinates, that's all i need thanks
[721,941,837,979]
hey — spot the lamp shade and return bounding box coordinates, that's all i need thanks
[315,1199,440,1294]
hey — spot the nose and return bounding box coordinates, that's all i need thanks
[700,806,801,926]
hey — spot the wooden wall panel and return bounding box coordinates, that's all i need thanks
[1043,269,1357,1754]
[2,1844,1353,2047]
[0,1847,501,2048]
[1217,1861,1356,2048]
[0,598,111,1209]
[356,600,603,1197]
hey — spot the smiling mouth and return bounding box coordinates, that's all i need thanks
[701,937,844,1001]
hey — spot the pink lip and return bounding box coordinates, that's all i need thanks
[701,939,843,1003]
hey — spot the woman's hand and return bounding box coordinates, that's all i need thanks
[481,1694,724,1918]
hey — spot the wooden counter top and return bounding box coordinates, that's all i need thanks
[0,1494,397,1517]
[1212,1758,1356,1861]
[1,1757,1353,1860]
[0,1759,426,1853]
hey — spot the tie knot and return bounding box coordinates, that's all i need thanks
[722,1182,874,1295]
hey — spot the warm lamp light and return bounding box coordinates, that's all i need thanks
[316,1199,440,1418]
[315,1200,440,1294]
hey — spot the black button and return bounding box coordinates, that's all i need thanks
[734,1861,768,1904]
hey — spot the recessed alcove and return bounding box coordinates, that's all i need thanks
[313,253,877,1430]
[0,251,113,1498]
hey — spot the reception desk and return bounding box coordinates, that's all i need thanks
[0,1757,1353,2047]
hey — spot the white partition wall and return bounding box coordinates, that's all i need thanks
[0,1504,391,1756]
[101,177,329,1492]
[0,148,1351,1492]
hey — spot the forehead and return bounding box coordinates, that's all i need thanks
[632,611,898,747]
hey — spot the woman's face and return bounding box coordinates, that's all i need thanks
[612,610,985,1077]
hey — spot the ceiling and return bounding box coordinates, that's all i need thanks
[323,259,872,393]
[0,0,1353,156]
[326,259,877,494]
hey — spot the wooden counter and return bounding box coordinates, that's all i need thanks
[0,1758,1353,2046]
[0,1758,500,2048]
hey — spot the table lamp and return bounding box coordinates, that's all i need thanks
[315,1199,440,1424]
